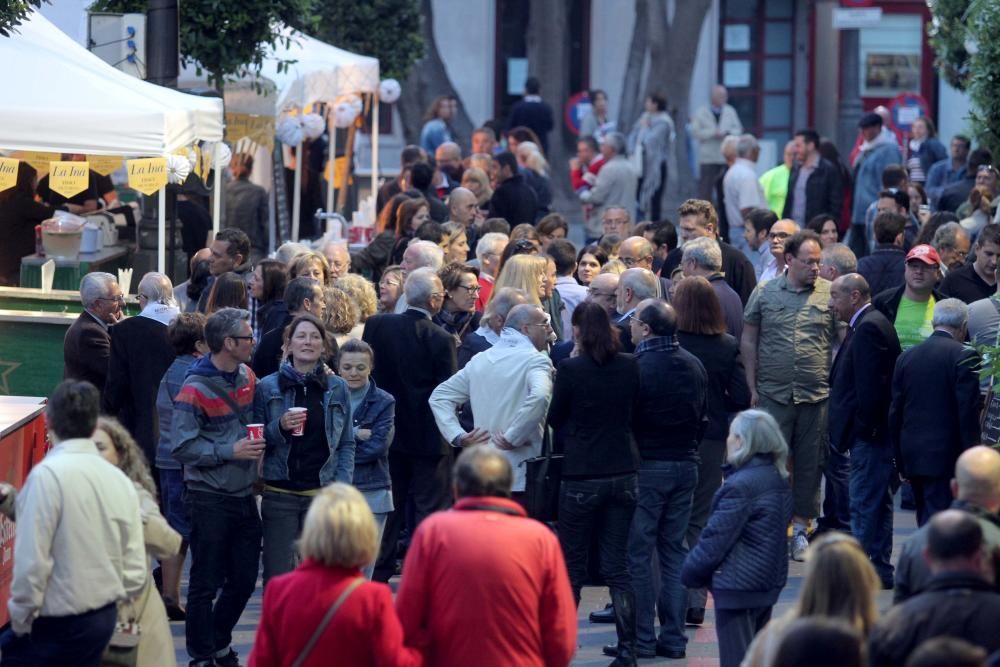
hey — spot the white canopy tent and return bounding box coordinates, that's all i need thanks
[0,13,225,273]
[182,26,381,241]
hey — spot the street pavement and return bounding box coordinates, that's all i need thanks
[172,502,918,665]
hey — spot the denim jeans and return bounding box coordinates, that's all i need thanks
[558,474,638,604]
[186,490,262,662]
[849,440,895,584]
[819,444,851,532]
[0,603,117,667]
[716,606,773,667]
[262,490,314,584]
[627,459,698,653]
[686,439,726,611]
[910,476,953,527]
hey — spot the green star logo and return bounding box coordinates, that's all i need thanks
[0,360,21,395]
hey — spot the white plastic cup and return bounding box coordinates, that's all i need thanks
[247,424,264,440]
[289,407,308,437]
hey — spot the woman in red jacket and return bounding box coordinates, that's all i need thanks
[249,483,422,667]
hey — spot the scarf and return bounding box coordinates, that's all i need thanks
[138,301,180,326]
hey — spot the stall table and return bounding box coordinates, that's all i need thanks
[0,396,47,627]
[0,310,76,397]
[19,245,131,291]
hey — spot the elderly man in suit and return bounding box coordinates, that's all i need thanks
[889,298,982,526]
[103,272,179,467]
[828,273,902,588]
[63,272,122,392]
[363,267,457,581]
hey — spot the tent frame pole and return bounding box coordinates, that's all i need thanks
[326,108,337,215]
[157,186,166,273]
[292,139,303,242]
[212,147,222,236]
[371,93,379,205]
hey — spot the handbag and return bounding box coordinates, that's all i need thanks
[101,582,152,667]
[522,428,563,522]
[292,577,365,667]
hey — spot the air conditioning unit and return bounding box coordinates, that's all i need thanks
[87,12,146,80]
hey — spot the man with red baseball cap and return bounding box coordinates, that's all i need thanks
[872,244,946,350]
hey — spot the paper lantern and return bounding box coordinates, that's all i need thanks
[344,94,363,116]
[213,142,232,169]
[276,116,304,146]
[166,154,191,184]
[334,102,359,129]
[379,79,401,104]
[301,113,326,140]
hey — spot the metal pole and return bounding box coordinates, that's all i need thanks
[146,0,178,87]
[213,147,222,235]
[371,93,380,205]
[157,186,166,273]
[326,110,337,214]
[292,143,303,241]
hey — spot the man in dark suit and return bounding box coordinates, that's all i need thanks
[504,76,554,153]
[63,272,122,392]
[363,267,457,581]
[103,272,178,466]
[828,273,902,587]
[889,298,982,526]
[488,151,538,226]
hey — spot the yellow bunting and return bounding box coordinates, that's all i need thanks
[17,151,58,176]
[49,161,90,198]
[324,156,351,188]
[126,157,168,195]
[87,155,123,176]
[225,113,275,152]
[0,158,18,192]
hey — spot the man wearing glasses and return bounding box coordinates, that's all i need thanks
[759,219,799,283]
[171,308,264,667]
[63,272,123,392]
[939,149,994,214]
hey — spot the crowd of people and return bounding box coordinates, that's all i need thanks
[4,78,1000,667]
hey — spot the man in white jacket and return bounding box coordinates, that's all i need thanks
[5,380,146,666]
[430,304,555,497]
[692,85,744,203]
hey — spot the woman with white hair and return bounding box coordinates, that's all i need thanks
[516,141,552,219]
[681,409,794,667]
[248,484,420,667]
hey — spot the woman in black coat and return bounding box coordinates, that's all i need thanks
[0,163,54,286]
[547,301,641,663]
[673,276,752,625]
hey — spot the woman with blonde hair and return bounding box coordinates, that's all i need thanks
[93,417,180,667]
[323,285,362,348]
[741,533,881,667]
[488,253,547,307]
[334,274,379,339]
[288,251,332,287]
[461,166,493,211]
[248,484,420,667]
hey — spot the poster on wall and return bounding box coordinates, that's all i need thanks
[862,53,921,97]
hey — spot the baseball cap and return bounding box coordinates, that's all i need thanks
[858,112,883,129]
[905,244,941,266]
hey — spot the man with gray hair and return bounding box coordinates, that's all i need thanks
[321,240,351,279]
[616,268,661,353]
[890,297,982,525]
[931,221,972,275]
[475,232,509,309]
[680,236,744,339]
[430,303,554,499]
[171,307,263,667]
[819,243,858,281]
[581,132,638,244]
[692,84,743,202]
[895,446,1000,602]
[364,266,457,581]
[104,272,180,465]
[64,272,122,392]
[722,133,766,255]
[459,287,529,367]
[395,240,446,313]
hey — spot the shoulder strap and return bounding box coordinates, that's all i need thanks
[292,577,365,667]
[193,376,250,427]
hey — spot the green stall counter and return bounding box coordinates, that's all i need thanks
[19,245,131,291]
[0,311,76,397]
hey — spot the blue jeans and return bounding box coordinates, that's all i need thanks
[159,468,191,539]
[0,603,116,667]
[627,460,698,653]
[910,476,953,527]
[849,440,895,584]
[819,444,851,532]
[186,490,261,662]
[261,490,314,584]
[558,474,638,603]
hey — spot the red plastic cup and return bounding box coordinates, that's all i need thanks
[288,407,308,437]
[247,424,264,440]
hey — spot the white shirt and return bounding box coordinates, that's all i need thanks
[554,276,588,342]
[723,158,766,237]
[430,329,554,491]
[9,439,146,634]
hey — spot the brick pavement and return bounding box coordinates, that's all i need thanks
[172,503,917,665]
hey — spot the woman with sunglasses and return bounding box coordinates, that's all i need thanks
[433,262,482,347]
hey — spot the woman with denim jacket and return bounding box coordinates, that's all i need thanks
[336,339,395,579]
[254,314,356,584]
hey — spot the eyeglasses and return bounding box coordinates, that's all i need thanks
[620,256,651,268]
[588,289,616,298]
[978,165,997,174]
[379,280,400,288]
[97,295,126,305]
[430,291,447,299]
[628,314,647,326]
[769,232,791,240]
[456,285,481,294]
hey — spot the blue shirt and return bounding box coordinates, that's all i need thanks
[925,158,967,208]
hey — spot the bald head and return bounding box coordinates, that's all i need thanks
[453,445,513,499]
[448,187,478,226]
[925,509,985,576]
[954,446,1000,513]
[435,141,462,168]
[138,271,174,306]
[831,273,870,299]
[618,236,655,270]
[711,85,728,107]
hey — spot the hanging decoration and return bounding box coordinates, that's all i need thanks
[378,79,401,104]
[276,115,304,146]
[334,101,360,129]
[301,113,326,140]
[166,154,191,185]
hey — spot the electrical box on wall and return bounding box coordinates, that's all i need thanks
[87,13,146,79]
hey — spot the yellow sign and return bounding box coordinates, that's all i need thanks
[17,151,58,176]
[324,156,351,189]
[126,157,168,195]
[87,155,123,176]
[225,113,275,152]
[0,158,18,192]
[49,161,90,198]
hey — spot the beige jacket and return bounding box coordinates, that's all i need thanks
[691,104,743,165]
